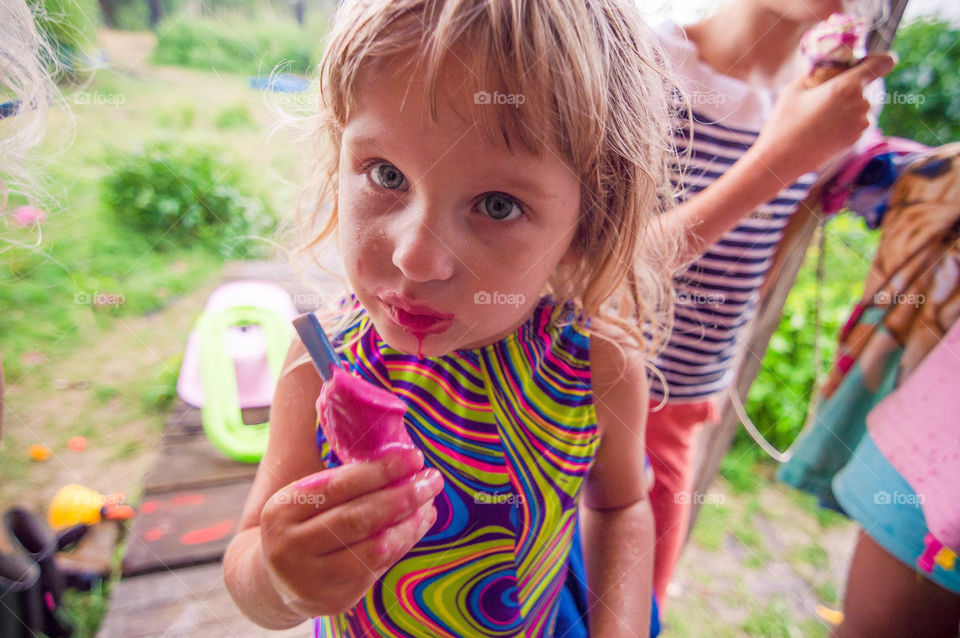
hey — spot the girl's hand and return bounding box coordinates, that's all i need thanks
[259,447,442,617]
[750,53,896,181]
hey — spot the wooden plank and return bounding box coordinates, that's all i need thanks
[121,481,253,577]
[97,562,310,638]
[141,437,258,496]
[688,199,821,530]
[162,399,270,441]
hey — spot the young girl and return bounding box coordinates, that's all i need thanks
[639,0,894,603]
[223,1,678,635]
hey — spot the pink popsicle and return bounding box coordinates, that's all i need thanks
[317,366,414,463]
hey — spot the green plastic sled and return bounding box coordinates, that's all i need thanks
[197,305,290,463]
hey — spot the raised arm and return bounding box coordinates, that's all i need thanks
[665,54,894,267]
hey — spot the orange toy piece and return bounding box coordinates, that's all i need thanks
[47,484,136,531]
[28,443,51,461]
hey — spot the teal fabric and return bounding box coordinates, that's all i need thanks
[834,433,960,594]
[777,309,902,511]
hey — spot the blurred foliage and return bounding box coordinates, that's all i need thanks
[739,215,877,452]
[151,12,320,74]
[215,103,256,129]
[879,18,960,146]
[29,0,100,77]
[109,0,183,30]
[101,139,275,258]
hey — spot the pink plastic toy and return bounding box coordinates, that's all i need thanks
[177,280,298,409]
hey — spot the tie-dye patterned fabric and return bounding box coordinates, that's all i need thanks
[313,295,599,637]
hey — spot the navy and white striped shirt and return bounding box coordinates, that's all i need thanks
[651,22,818,402]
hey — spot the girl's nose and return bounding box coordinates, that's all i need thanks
[390,207,456,283]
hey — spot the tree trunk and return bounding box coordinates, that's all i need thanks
[98,0,116,27]
[148,0,163,28]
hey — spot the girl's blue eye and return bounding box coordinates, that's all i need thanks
[480,193,522,221]
[368,162,406,190]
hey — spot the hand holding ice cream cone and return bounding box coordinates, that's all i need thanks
[801,13,867,88]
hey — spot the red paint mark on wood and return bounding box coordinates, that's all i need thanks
[181,520,234,545]
[140,500,161,514]
[170,493,205,506]
[144,527,165,542]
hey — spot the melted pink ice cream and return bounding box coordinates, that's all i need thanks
[317,366,413,463]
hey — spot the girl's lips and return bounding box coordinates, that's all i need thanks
[386,303,454,334]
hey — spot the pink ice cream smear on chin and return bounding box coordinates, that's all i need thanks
[801,13,865,67]
[317,366,413,463]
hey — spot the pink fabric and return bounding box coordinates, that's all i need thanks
[821,136,932,214]
[867,319,960,551]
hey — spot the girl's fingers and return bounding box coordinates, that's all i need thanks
[323,500,438,578]
[293,467,443,554]
[269,447,425,522]
[271,501,438,617]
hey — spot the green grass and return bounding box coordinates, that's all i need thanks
[93,384,120,404]
[785,489,850,529]
[815,581,839,606]
[1,62,301,383]
[2,43,312,635]
[742,599,816,637]
[690,498,730,552]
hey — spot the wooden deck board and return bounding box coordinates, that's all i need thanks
[141,437,258,496]
[97,562,310,637]
[121,480,254,576]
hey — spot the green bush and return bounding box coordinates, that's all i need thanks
[107,0,182,30]
[151,14,318,75]
[101,140,275,258]
[879,18,960,147]
[215,103,255,129]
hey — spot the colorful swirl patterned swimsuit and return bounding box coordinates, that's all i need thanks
[313,295,599,638]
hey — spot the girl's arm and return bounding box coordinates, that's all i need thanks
[666,54,894,267]
[223,336,441,628]
[581,323,655,637]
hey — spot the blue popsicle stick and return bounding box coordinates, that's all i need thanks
[292,313,341,381]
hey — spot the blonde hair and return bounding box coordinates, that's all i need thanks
[1,0,61,249]
[289,0,681,372]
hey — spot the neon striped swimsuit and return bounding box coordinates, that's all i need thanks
[313,295,599,637]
